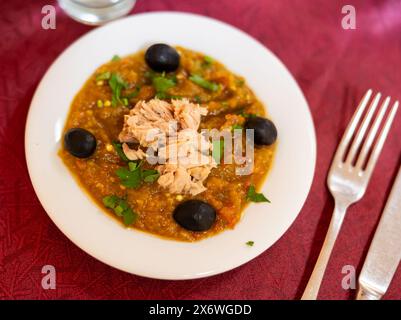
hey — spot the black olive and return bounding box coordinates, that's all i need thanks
[173,200,216,232]
[64,128,97,158]
[245,116,277,146]
[145,43,180,72]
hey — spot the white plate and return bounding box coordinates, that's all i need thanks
[25,12,316,280]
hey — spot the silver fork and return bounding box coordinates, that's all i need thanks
[301,89,399,300]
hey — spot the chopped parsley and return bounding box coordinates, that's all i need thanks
[116,167,141,188]
[116,161,161,188]
[152,76,176,93]
[189,74,219,92]
[142,169,160,183]
[194,95,202,104]
[246,185,270,203]
[102,195,137,226]
[112,142,129,162]
[111,55,121,62]
[128,161,139,171]
[145,71,177,99]
[202,55,214,68]
[232,124,243,130]
[246,241,254,247]
[96,71,111,81]
[239,111,257,118]
[115,161,143,188]
[108,72,129,107]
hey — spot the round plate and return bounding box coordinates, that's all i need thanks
[25,12,316,280]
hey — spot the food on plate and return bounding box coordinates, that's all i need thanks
[173,200,216,231]
[119,98,216,195]
[145,43,180,72]
[59,44,277,241]
[64,128,97,158]
[244,116,277,146]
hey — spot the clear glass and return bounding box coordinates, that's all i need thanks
[58,0,136,25]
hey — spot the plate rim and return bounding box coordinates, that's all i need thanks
[25,11,316,280]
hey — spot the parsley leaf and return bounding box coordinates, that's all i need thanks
[194,95,202,104]
[202,55,214,68]
[128,161,139,171]
[246,185,270,203]
[146,71,177,99]
[116,161,160,188]
[96,71,111,81]
[232,124,243,130]
[152,76,176,93]
[112,142,129,162]
[246,241,254,247]
[239,111,257,118]
[103,195,119,209]
[142,169,160,183]
[111,55,121,62]
[189,74,220,92]
[102,195,137,226]
[108,73,129,107]
[115,166,142,188]
[123,209,136,225]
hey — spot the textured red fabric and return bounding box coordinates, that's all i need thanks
[0,0,400,300]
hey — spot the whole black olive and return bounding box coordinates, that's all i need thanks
[173,200,216,232]
[64,128,97,158]
[245,116,277,146]
[145,43,180,72]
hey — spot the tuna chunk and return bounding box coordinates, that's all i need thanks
[118,98,215,195]
[122,143,146,160]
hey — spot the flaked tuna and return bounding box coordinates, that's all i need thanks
[118,98,215,195]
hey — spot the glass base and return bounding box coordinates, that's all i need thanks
[58,0,136,26]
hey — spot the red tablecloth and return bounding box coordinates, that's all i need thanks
[1,0,400,300]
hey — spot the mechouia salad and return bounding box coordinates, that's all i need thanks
[59,43,277,241]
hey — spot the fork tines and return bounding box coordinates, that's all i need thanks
[335,89,399,173]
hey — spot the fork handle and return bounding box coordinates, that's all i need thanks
[301,201,348,300]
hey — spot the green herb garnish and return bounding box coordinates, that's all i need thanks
[246,185,270,203]
[115,162,142,188]
[152,75,176,94]
[103,195,119,209]
[128,161,139,171]
[232,124,243,130]
[169,95,183,100]
[194,95,202,104]
[96,71,111,81]
[189,74,219,92]
[154,92,168,99]
[116,161,161,188]
[122,209,136,226]
[112,142,129,162]
[246,241,254,247]
[145,71,178,99]
[108,73,129,107]
[111,55,121,62]
[202,55,214,68]
[102,195,137,226]
[142,169,160,183]
[239,111,257,118]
